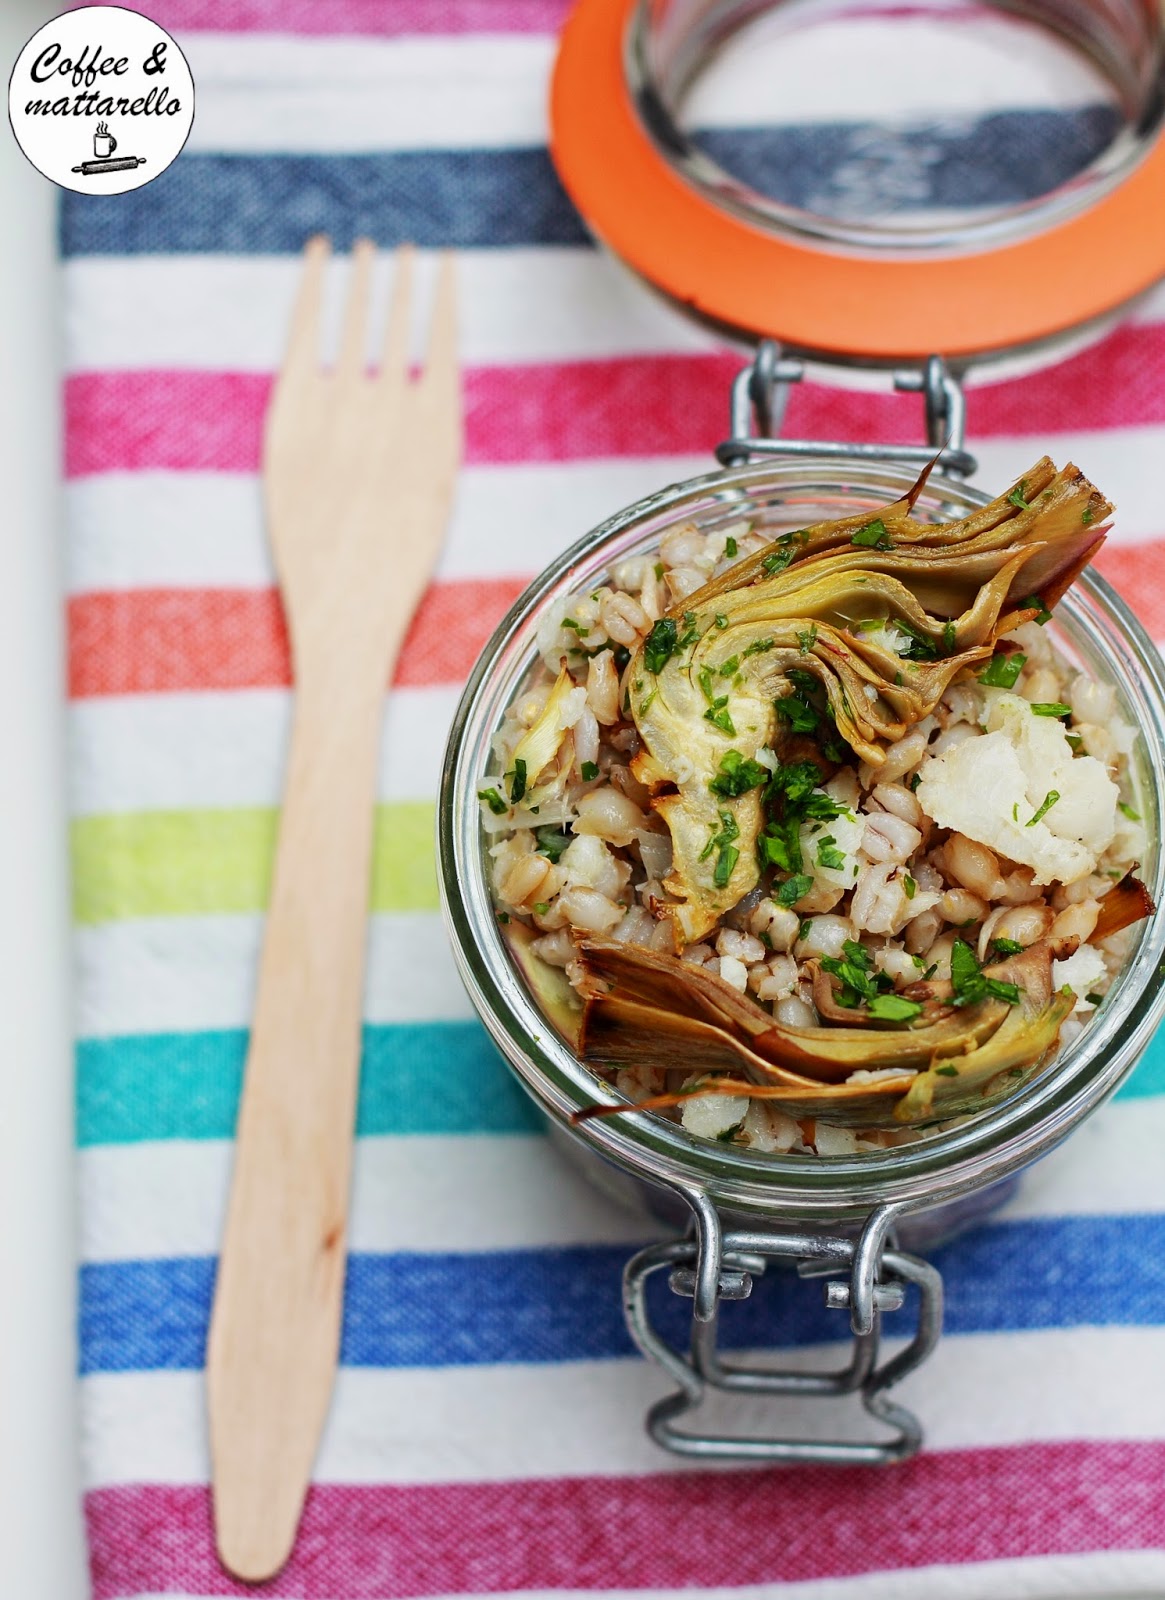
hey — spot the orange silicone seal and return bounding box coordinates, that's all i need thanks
[549,0,1165,363]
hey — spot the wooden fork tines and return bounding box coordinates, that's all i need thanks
[206,237,461,1583]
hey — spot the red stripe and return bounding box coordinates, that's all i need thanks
[65,0,571,34]
[1094,539,1165,642]
[67,579,528,698]
[61,324,1165,480]
[86,1442,1165,1597]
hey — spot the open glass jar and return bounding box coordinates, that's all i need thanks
[438,358,1165,1464]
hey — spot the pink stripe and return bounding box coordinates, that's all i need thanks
[86,1442,1165,1597]
[77,0,572,34]
[63,325,1165,479]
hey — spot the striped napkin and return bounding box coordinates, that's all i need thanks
[66,3,1165,1596]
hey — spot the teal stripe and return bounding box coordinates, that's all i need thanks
[1116,1030,1165,1100]
[77,1021,542,1146]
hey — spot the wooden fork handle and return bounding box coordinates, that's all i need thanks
[207,666,386,1582]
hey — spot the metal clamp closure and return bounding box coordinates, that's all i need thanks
[623,1196,943,1465]
[717,341,978,479]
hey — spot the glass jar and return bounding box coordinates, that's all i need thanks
[438,433,1165,1464]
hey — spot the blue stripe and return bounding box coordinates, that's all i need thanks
[1117,1028,1165,1100]
[76,1022,541,1144]
[78,1213,1165,1374]
[59,108,1117,257]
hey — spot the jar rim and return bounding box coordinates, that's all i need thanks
[438,456,1165,1223]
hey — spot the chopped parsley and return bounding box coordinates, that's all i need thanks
[643,617,678,674]
[580,761,599,782]
[561,616,585,633]
[1118,801,1141,821]
[941,620,957,655]
[757,761,848,875]
[1007,480,1029,510]
[851,518,892,550]
[508,758,528,805]
[797,624,818,655]
[714,612,729,629]
[798,917,814,943]
[934,1064,959,1077]
[1026,790,1060,827]
[1030,702,1072,718]
[820,940,891,1007]
[743,636,776,658]
[1066,733,1083,753]
[1020,593,1052,625]
[761,547,794,576]
[704,698,736,735]
[535,828,571,862]
[653,562,664,581]
[478,787,508,815]
[950,938,1022,1008]
[909,773,922,792]
[718,655,740,677]
[991,937,1024,956]
[709,749,769,798]
[903,874,917,900]
[867,993,923,1023]
[816,835,847,872]
[1082,504,1094,526]
[777,873,814,907]
[699,809,741,888]
[1086,992,1106,1006]
[979,650,1026,689]
[725,535,738,557]
[775,694,819,734]
[531,902,550,915]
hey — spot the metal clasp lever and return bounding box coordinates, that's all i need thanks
[717,341,978,479]
[623,1196,943,1465]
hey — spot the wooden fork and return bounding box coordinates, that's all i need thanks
[206,237,461,1583]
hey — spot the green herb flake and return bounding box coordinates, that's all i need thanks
[798,917,814,943]
[1007,480,1029,510]
[713,843,739,888]
[1066,733,1083,753]
[903,874,917,900]
[535,828,571,862]
[979,650,1027,689]
[531,902,550,915]
[797,624,818,655]
[653,562,665,580]
[761,546,796,576]
[1086,991,1106,1006]
[580,761,599,782]
[718,655,740,677]
[867,993,923,1024]
[992,938,1024,956]
[1027,790,1060,827]
[509,758,528,805]
[643,617,678,674]
[909,773,922,792]
[725,535,738,557]
[638,689,658,717]
[941,620,957,655]
[776,873,814,908]
[714,612,729,629]
[1031,702,1072,719]
[742,636,775,658]
[816,835,847,872]
[775,694,819,734]
[561,616,585,633]
[478,787,508,816]
[1082,504,1094,526]
[851,518,892,550]
[704,700,737,736]
[710,749,770,799]
[1119,801,1141,821]
[934,1064,959,1077]
[950,937,1022,1008]
[1020,593,1052,625]
[1012,803,1019,822]
[496,911,509,923]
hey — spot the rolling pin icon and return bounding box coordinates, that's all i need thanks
[72,155,148,174]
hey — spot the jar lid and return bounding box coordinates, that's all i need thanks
[550,0,1165,365]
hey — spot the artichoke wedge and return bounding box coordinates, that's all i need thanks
[628,458,1111,945]
[575,937,1077,1129]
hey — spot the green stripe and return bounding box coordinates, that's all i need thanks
[71,802,437,924]
[76,1021,542,1145]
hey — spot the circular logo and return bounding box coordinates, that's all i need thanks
[8,5,194,195]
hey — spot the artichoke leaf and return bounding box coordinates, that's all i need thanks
[502,918,582,1048]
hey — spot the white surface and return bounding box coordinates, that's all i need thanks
[0,0,87,1594]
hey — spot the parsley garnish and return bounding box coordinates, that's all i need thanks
[1066,733,1083,753]
[725,535,737,557]
[950,938,1022,1007]
[851,518,892,550]
[903,874,916,900]
[1007,480,1029,510]
[580,761,599,782]
[709,749,769,798]
[509,758,528,805]
[1026,790,1060,827]
[653,562,664,580]
[934,1064,959,1077]
[743,637,775,657]
[762,547,795,576]
[992,937,1024,956]
[820,940,890,1007]
[1021,593,1051,625]
[776,873,813,907]
[479,787,508,815]
[867,993,923,1023]
[1082,505,1094,526]
[941,620,957,654]
[1086,992,1105,1006]
[979,650,1026,689]
[797,624,818,655]
[531,902,550,915]
[704,698,736,735]
[535,828,571,862]
[718,655,740,677]
[699,810,740,888]
[798,917,814,943]
[1031,702,1071,718]
[643,618,677,674]
[775,694,819,734]
[1118,801,1141,821]
[816,835,846,871]
[714,613,728,629]
[561,616,585,633]
[909,773,921,792]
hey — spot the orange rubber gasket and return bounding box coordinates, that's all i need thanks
[550,0,1165,362]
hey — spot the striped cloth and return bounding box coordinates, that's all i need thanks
[65,3,1165,1596]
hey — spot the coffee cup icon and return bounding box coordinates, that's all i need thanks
[94,122,117,159]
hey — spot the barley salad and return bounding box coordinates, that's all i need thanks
[478,458,1153,1157]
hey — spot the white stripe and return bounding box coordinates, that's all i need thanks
[64,458,711,593]
[79,1134,653,1261]
[70,686,459,814]
[79,1324,1165,1489]
[79,1560,1165,1600]
[63,252,1165,376]
[174,29,1111,153]
[74,912,472,1035]
[63,433,1165,602]
[74,1097,1165,1262]
[63,251,715,371]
